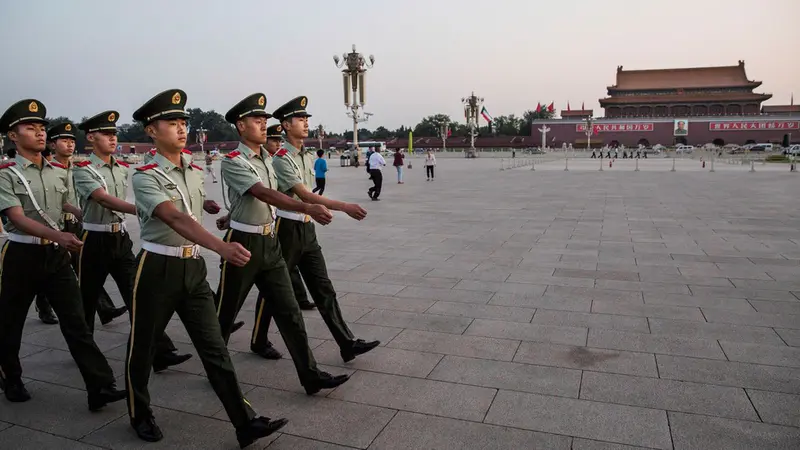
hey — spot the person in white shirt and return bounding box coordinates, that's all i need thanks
[424,150,436,181]
[367,149,386,201]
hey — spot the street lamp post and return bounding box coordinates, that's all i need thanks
[334,44,375,165]
[462,92,484,158]
[440,122,449,153]
[197,127,207,155]
[316,124,325,152]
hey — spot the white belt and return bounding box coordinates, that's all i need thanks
[276,210,311,223]
[230,220,274,235]
[7,233,55,245]
[141,241,201,259]
[83,222,127,233]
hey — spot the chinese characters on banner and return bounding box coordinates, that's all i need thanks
[576,123,654,133]
[709,121,800,131]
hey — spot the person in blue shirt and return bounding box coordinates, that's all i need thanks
[312,149,328,195]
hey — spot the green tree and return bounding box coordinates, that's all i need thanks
[491,114,525,136]
[117,122,149,143]
[372,126,391,139]
[393,125,410,138]
[414,114,453,137]
[186,108,237,143]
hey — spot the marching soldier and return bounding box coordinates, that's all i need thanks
[73,111,192,373]
[33,121,128,327]
[0,99,126,409]
[268,96,379,362]
[214,94,349,393]
[127,89,285,444]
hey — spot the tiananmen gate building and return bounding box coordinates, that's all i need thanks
[534,61,799,148]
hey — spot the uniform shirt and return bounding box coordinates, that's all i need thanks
[273,141,315,201]
[62,160,79,207]
[0,154,69,235]
[132,152,205,246]
[73,153,129,224]
[221,142,276,226]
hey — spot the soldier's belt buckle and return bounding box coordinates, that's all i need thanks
[63,213,74,221]
[41,239,51,245]
[181,246,194,259]
[261,224,271,235]
[303,215,311,223]
[110,223,121,233]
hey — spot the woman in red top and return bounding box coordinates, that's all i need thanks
[392,148,405,184]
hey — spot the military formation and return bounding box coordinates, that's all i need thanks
[0,90,378,448]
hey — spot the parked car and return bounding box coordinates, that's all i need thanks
[675,145,694,153]
[786,144,800,156]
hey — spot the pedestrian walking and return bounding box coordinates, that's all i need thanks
[424,149,436,181]
[393,148,404,184]
[367,146,386,200]
[312,149,327,195]
[205,150,218,183]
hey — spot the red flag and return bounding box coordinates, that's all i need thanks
[567,102,571,111]
[447,128,452,137]
[547,102,554,113]
[535,103,541,113]
[581,101,585,110]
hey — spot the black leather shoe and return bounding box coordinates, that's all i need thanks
[236,416,287,449]
[297,302,316,311]
[37,306,58,325]
[88,386,127,411]
[132,416,163,442]
[99,306,128,325]
[303,372,350,395]
[341,339,380,362]
[153,352,193,373]
[2,379,31,402]
[251,344,282,360]
[230,321,245,334]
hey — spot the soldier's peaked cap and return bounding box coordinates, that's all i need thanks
[272,96,312,122]
[0,99,48,134]
[79,111,119,133]
[47,122,77,141]
[225,93,271,124]
[266,124,284,139]
[132,89,190,125]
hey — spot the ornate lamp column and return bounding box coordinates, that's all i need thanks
[462,92,484,158]
[334,45,375,165]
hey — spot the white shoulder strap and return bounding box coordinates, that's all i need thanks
[150,167,197,221]
[83,164,126,221]
[238,154,275,220]
[6,166,60,230]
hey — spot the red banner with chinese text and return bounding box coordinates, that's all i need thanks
[576,123,654,133]
[709,121,799,131]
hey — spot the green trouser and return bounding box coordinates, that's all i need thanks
[125,250,254,427]
[77,229,177,356]
[35,219,119,317]
[290,265,310,304]
[214,229,323,385]
[266,218,354,348]
[0,241,116,390]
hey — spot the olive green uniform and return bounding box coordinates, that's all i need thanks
[215,142,324,385]
[73,152,179,358]
[126,151,254,427]
[270,141,354,347]
[0,154,117,391]
[35,157,121,320]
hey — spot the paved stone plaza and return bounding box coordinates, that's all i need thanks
[2,156,800,449]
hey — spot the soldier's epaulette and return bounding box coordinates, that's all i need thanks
[117,161,130,168]
[136,163,158,171]
[148,149,157,156]
[0,162,17,169]
[275,149,288,157]
[181,149,192,155]
[190,163,203,170]
[49,161,67,169]
[225,150,241,158]
[75,160,92,167]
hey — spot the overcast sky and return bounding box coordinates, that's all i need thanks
[1,0,798,132]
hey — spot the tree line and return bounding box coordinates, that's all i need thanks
[16,105,555,148]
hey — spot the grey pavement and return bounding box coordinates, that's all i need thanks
[2,156,800,449]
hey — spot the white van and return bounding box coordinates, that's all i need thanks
[675,145,694,153]
[755,143,773,152]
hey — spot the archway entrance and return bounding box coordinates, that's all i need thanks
[610,140,620,148]
[675,137,688,145]
[637,138,650,148]
[745,139,756,145]
[712,138,725,147]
